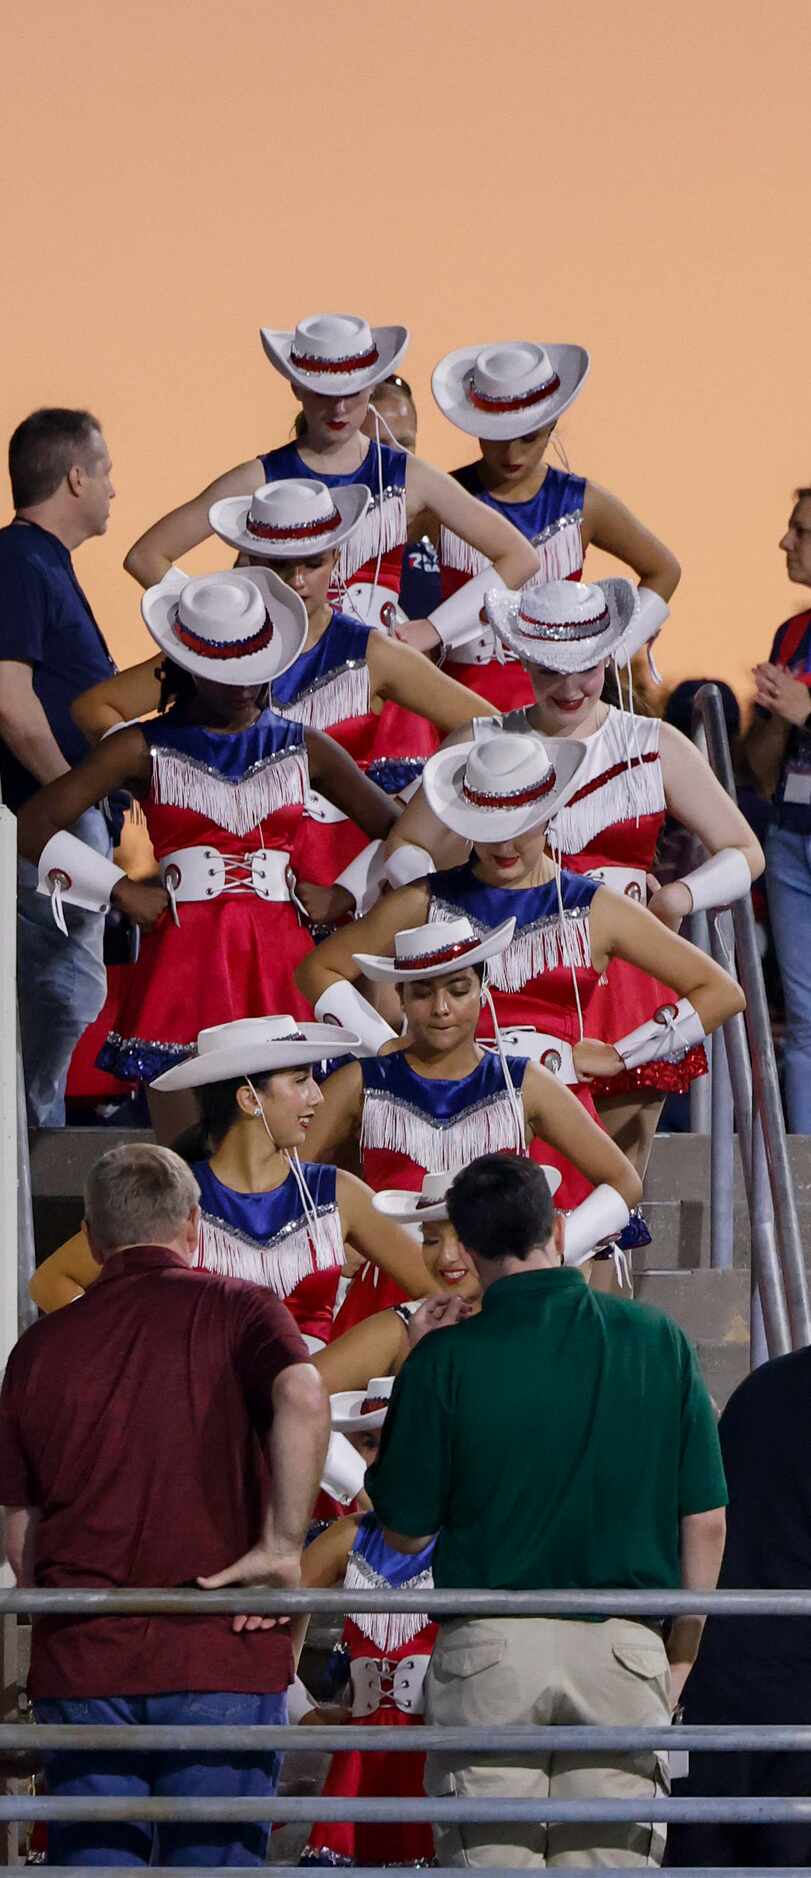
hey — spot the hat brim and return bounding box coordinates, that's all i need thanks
[432,344,590,440]
[331,1391,389,1434]
[352,916,516,985]
[150,1025,361,1092]
[209,485,372,560]
[142,566,308,685]
[486,579,638,674]
[375,1162,563,1225]
[261,324,409,394]
[422,736,587,844]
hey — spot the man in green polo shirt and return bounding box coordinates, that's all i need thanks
[366,1154,727,1869]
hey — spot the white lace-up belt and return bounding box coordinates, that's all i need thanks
[350,1654,430,1718]
[490,1029,577,1084]
[159,846,298,923]
[303,786,348,826]
[447,629,519,667]
[586,865,647,903]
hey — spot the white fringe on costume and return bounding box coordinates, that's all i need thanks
[429,895,593,992]
[337,488,407,584]
[198,1206,343,1299]
[547,711,665,857]
[361,1088,525,1169]
[344,1548,434,1651]
[150,745,308,839]
[272,662,371,732]
[440,510,583,586]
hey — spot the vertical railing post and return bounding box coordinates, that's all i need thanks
[0,805,21,1867]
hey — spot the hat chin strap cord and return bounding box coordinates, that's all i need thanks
[244,1075,329,1264]
[481,976,526,1153]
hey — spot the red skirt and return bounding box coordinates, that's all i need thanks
[97,897,315,1084]
[584,962,709,1099]
[302,1703,434,1869]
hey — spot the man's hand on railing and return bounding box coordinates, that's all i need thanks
[197,1545,302,1634]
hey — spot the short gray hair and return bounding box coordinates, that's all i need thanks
[84,1145,200,1256]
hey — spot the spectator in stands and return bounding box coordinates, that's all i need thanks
[364,374,442,619]
[367,1154,728,1871]
[0,1143,329,1869]
[746,487,811,1131]
[669,1346,811,1869]
[0,410,118,1128]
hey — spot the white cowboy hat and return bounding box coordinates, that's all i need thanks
[485,578,639,674]
[374,1163,562,1225]
[353,914,516,985]
[432,340,590,441]
[261,313,409,396]
[142,567,307,685]
[422,731,586,844]
[331,1375,394,1436]
[209,478,371,562]
[150,1016,361,1092]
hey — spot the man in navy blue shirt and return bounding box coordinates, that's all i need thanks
[0,409,118,1126]
[746,486,811,1132]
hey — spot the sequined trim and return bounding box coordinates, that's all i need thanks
[281,659,365,705]
[532,507,584,548]
[97,1033,195,1083]
[149,744,298,786]
[200,1202,339,1257]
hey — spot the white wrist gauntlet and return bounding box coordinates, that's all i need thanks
[321,1431,367,1505]
[37,831,125,937]
[383,844,435,890]
[429,569,507,651]
[680,847,752,915]
[564,1185,631,1267]
[336,841,385,917]
[314,983,397,1057]
[616,588,670,674]
[615,997,706,1070]
[287,1676,316,1725]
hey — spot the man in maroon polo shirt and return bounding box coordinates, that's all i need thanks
[0,1143,329,1869]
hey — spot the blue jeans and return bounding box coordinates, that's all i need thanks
[766,825,811,1133]
[17,807,109,1127]
[34,1690,287,1867]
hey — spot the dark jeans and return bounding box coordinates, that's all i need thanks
[34,1690,287,1867]
[17,807,109,1127]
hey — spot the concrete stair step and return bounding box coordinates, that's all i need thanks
[634,1268,750,1347]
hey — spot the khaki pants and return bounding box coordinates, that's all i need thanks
[424,1616,672,1869]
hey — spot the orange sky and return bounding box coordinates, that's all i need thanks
[2,0,809,702]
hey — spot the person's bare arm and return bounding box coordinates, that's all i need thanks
[522,1064,643,1209]
[366,633,497,729]
[16,728,169,931]
[71,658,162,742]
[124,458,264,588]
[3,1507,40,1585]
[583,482,681,599]
[337,1170,442,1298]
[647,721,765,927]
[300,1062,364,1164]
[667,1506,727,1703]
[305,727,400,838]
[572,889,746,1084]
[407,457,540,591]
[29,1232,100,1312]
[382,773,471,869]
[314,1310,408,1393]
[0,662,69,784]
[295,881,430,1006]
[198,1361,329,1629]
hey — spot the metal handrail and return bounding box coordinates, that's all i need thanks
[691,684,811,1352]
[3,1585,811,1615]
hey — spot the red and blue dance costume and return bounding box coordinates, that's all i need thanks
[533,704,708,1098]
[270,610,440,887]
[259,439,408,609]
[301,1515,437,1870]
[97,709,315,1083]
[439,463,586,711]
[191,1159,344,1338]
[334,1048,532,1331]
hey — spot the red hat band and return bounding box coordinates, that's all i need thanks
[289,344,380,376]
[173,610,275,662]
